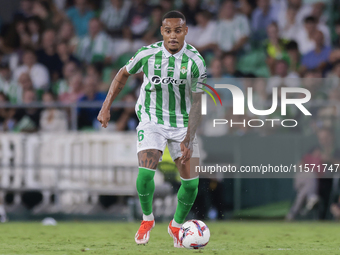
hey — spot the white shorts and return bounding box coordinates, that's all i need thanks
[136,121,200,161]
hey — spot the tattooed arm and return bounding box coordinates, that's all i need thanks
[97,67,130,128]
[179,92,203,164]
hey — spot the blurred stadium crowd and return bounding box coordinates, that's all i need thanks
[0,0,339,133]
[1,0,340,222]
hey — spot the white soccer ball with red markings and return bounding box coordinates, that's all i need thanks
[179,220,210,249]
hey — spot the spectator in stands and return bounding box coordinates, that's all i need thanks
[100,0,131,38]
[300,30,331,75]
[31,0,63,30]
[181,0,202,26]
[27,17,43,50]
[142,5,163,45]
[0,63,20,103]
[215,0,250,55]
[58,21,79,53]
[57,41,79,67]
[53,61,79,96]
[59,72,84,103]
[86,63,108,92]
[185,10,217,55]
[251,0,279,41]
[36,30,63,82]
[12,0,34,22]
[207,58,223,79]
[13,48,50,90]
[76,18,113,65]
[77,76,105,129]
[277,4,299,41]
[160,0,174,15]
[124,0,151,41]
[311,2,327,25]
[239,0,256,18]
[66,0,95,37]
[40,91,68,132]
[4,18,31,51]
[17,72,34,103]
[267,60,300,94]
[111,93,139,131]
[264,22,290,74]
[53,0,67,11]
[294,16,330,55]
[13,89,41,132]
[222,52,244,78]
[286,40,301,73]
[218,53,244,102]
[0,92,15,131]
[278,0,312,28]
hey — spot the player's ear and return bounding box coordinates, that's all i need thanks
[185,26,188,35]
[161,26,164,36]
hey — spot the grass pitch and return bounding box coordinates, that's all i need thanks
[0,221,339,255]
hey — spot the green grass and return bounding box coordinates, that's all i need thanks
[234,201,291,218]
[0,221,340,254]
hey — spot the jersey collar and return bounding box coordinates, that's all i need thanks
[162,41,187,59]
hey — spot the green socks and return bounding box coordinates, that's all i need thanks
[136,167,156,216]
[137,168,199,223]
[174,177,199,224]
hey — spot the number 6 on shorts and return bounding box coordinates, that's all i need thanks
[138,130,144,142]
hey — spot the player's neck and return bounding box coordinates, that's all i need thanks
[163,43,185,56]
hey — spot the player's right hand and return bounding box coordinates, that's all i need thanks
[97,109,110,128]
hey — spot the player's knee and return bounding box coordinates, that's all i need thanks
[139,173,154,183]
[182,178,199,193]
[137,168,155,182]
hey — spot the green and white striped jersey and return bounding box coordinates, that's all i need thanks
[125,41,207,128]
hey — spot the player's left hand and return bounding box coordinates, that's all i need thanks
[179,140,192,165]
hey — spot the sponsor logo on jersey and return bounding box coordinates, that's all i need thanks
[151,75,186,85]
[181,66,187,74]
[155,64,161,70]
[151,76,161,84]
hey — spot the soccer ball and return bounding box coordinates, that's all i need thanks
[179,220,210,249]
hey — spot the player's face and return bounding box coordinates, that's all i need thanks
[161,18,188,54]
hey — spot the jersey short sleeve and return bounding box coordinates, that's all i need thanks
[125,47,148,74]
[191,57,207,93]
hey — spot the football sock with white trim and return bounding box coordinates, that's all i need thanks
[171,219,182,228]
[174,177,199,224]
[136,167,156,216]
[143,213,154,221]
